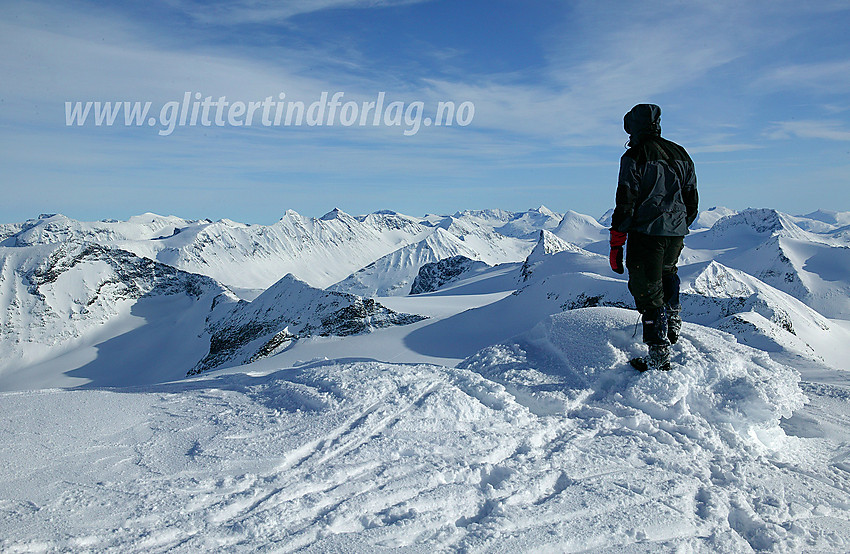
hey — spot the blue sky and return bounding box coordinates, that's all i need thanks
[1,0,849,223]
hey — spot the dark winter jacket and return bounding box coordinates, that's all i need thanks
[611,104,698,236]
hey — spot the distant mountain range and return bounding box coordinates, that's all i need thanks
[1,205,849,389]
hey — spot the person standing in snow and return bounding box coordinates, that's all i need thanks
[609,104,698,371]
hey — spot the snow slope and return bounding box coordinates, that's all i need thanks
[0,242,231,389]
[2,308,849,552]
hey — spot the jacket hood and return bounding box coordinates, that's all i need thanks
[624,104,661,139]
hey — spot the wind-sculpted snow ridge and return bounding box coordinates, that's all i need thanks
[3,308,849,552]
[459,308,805,447]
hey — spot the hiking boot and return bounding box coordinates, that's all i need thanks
[667,306,682,345]
[629,345,672,372]
[641,306,670,347]
[648,344,672,371]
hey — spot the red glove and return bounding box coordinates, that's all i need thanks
[609,230,627,274]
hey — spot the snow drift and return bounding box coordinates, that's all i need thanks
[459,307,805,450]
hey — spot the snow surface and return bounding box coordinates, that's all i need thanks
[2,308,849,552]
[2,206,850,551]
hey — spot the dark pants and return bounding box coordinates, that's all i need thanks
[626,233,684,345]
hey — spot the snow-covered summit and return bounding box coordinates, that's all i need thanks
[2,212,193,247]
[494,206,563,239]
[800,209,850,228]
[705,207,808,241]
[319,207,355,222]
[520,229,581,281]
[690,206,738,230]
[551,210,608,246]
[518,234,608,286]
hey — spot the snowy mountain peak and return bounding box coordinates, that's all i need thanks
[801,209,850,226]
[535,229,575,256]
[451,208,514,222]
[493,207,562,239]
[691,206,738,230]
[329,226,482,297]
[688,260,758,298]
[319,207,354,221]
[194,274,425,374]
[551,210,607,246]
[409,255,490,295]
[251,272,310,301]
[709,208,806,239]
[520,230,581,281]
[534,205,557,217]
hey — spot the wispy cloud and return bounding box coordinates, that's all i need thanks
[424,1,755,147]
[688,144,764,154]
[766,120,850,141]
[755,60,850,93]
[165,0,431,24]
